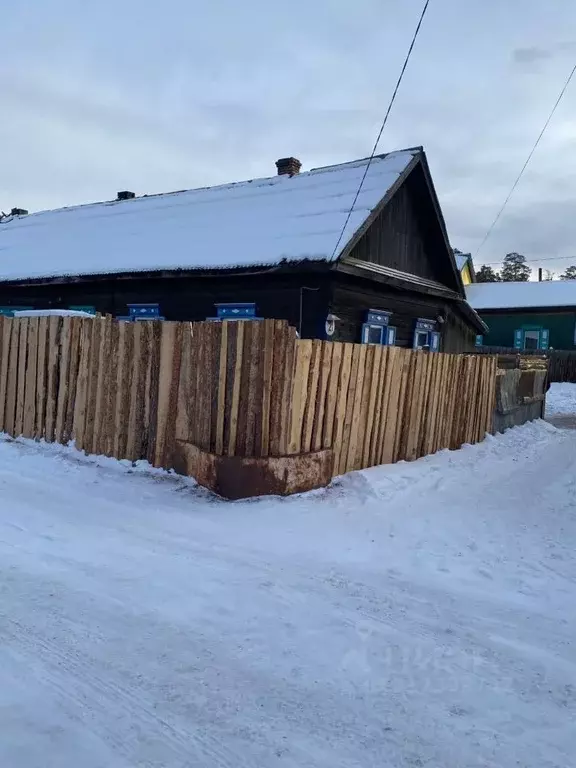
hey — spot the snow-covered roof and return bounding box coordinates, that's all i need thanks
[466,281,576,310]
[12,309,96,318]
[0,149,419,282]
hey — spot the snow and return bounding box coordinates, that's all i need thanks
[1,420,576,767]
[12,309,96,318]
[545,382,576,417]
[0,150,417,282]
[467,280,576,310]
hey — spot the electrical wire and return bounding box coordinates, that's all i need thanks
[479,253,576,267]
[330,0,432,260]
[476,61,576,258]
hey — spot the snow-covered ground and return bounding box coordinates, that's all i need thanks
[546,381,576,417]
[1,419,576,767]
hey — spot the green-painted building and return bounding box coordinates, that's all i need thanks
[466,281,576,351]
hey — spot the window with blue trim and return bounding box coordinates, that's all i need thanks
[514,327,549,350]
[127,303,165,321]
[413,318,441,351]
[361,309,396,346]
[206,302,261,321]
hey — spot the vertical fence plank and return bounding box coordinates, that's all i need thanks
[279,326,296,455]
[125,322,142,461]
[312,342,334,452]
[175,323,193,445]
[227,321,245,456]
[321,342,343,451]
[44,317,62,443]
[392,350,412,463]
[288,339,313,455]
[34,317,49,440]
[268,321,288,456]
[144,321,162,464]
[0,318,12,433]
[154,322,182,468]
[91,315,111,455]
[259,320,275,457]
[14,318,29,437]
[344,344,367,473]
[54,318,72,444]
[338,343,363,475]
[361,344,382,468]
[370,346,391,466]
[5,320,20,437]
[331,343,353,475]
[83,315,102,455]
[73,319,92,449]
[244,322,262,458]
[102,320,120,457]
[22,318,39,438]
[302,340,322,454]
[64,318,83,444]
[214,321,229,455]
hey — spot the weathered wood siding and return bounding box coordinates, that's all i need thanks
[329,278,476,353]
[348,165,459,291]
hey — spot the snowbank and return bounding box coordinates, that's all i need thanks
[545,382,576,416]
[0,420,575,767]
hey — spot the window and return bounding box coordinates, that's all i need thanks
[523,330,540,350]
[413,319,441,352]
[206,303,261,322]
[514,327,550,350]
[475,335,484,347]
[361,309,396,346]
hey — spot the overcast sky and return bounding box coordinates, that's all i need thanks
[2,0,576,273]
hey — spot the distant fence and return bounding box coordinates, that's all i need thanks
[0,316,498,497]
[477,346,576,383]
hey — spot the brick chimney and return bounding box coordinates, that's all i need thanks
[275,157,302,176]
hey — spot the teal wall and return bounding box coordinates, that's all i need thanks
[479,310,576,350]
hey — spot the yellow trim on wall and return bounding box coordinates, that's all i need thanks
[461,263,472,285]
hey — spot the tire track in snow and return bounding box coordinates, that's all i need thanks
[0,615,249,768]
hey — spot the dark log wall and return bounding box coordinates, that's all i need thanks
[0,269,476,351]
[329,276,476,353]
[0,273,331,340]
[349,165,459,292]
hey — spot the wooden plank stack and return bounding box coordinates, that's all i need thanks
[0,316,498,486]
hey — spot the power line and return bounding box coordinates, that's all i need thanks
[476,61,576,258]
[330,0,432,259]
[479,253,576,267]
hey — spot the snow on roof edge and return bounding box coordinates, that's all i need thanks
[466,281,576,310]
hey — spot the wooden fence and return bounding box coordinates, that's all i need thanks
[477,346,576,383]
[0,316,498,495]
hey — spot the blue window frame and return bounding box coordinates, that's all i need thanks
[127,303,164,321]
[514,327,549,350]
[206,302,261,322]
[413,318,441,351]
[361,309,396,346]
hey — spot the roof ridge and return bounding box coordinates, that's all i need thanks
[0,147,421,221]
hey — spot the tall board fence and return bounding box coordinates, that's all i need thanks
[0,316,497,497]
[477,346,576,383]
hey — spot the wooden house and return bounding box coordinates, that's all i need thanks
[454,251,475,286]
[0,148,485,351]
[467,281,576,350]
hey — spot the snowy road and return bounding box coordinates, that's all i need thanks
[1,388,576,766]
